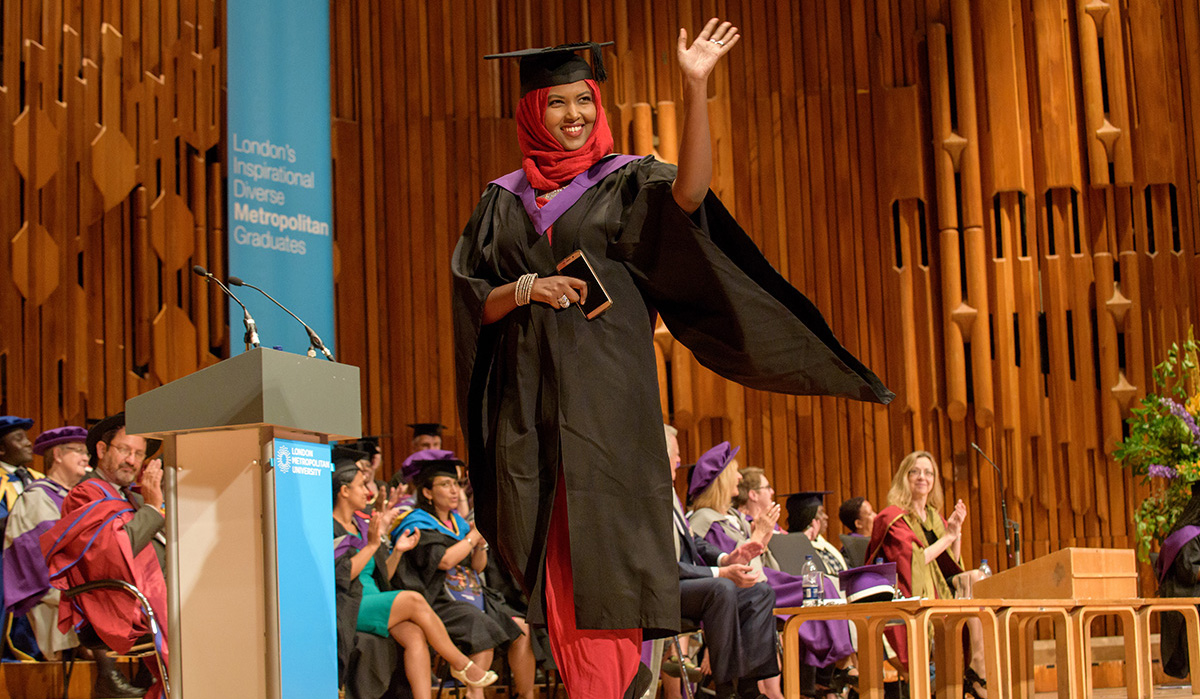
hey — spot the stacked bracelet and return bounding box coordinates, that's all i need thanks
[515,273,537,306]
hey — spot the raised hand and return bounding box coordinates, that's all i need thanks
[752,503,780,545]
[140,458,164,509]
[946,499,967,536]
[393,528,421,553]
[676,18,740,85]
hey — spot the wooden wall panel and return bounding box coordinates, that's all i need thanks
[1,1,225,434]
[5,0,1200,583]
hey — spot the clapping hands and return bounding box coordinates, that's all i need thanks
[946,499,967,537]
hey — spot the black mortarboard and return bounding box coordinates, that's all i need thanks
[484,42,612,95]
[332,445,369,472]
[784,491,833,533]
[340,436,382,457]
[413,459,462,486]
[407,423,446,439]
[87,412,162,460]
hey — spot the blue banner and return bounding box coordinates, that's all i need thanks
[271,438,336,698]
[226,0,334,357]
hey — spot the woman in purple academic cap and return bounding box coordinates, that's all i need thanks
[451,19,893,698]
[688,443,857,699]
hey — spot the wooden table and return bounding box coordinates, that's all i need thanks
[779,597,1200,699]
[778,599,925,699]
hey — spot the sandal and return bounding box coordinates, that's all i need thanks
[962,666,986,699]
[449,660,499,688]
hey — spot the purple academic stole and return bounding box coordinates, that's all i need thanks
[1158,524,1200,584]
[490,154,642,236]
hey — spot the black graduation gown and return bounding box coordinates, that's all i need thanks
[452,155,893,635]
[1160,534,1200,678]
[390,525,523,655]
[334,519,412,699]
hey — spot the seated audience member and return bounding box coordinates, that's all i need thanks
[4,427,89,660]
[0,414,43,659]
[663,430,780,699]
[41,413,167,699]
[689,444,855,698]
[837,497,876,568]
[786,492,847,575]
[409,423,445,452]
[1156,479,1200,679]
[333,448,498,699]
[391,451,535,699]
[867,450,988,698]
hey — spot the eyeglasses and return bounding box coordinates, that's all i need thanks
[430,478,460,490]
[58,445,89,456]
[107,443,147,461]
[908,468,937,478]
[751,485,774,492]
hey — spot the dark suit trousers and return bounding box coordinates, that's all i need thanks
[679,578,779,684]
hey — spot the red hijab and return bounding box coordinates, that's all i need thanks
[516,78,614,191]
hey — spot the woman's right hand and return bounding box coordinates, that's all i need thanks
[946,499,967,537]
[531,276,588,309]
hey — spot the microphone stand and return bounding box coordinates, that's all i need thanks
[192,266,260,351]
[227,276,335,361]
[971,442,1021,565]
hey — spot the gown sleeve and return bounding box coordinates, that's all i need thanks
[1170,536,1200,589]
[611,159,894,404]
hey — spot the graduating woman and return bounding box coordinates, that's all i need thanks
[867,451,988,698]
[333,453,498,699]
[1155,480,1200,679]
[391,452,536,699]
[452,19,893,697]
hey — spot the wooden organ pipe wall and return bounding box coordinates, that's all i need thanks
[3,0,1199,579]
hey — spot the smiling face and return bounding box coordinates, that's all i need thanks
[0,428,34,467]
[543,80,596,151]
[421,474,461,516]
[48,442,90,487]
[907,456,938,501]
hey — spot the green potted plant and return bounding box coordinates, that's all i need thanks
[1114,328,1200,563]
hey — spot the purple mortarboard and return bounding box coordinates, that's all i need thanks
[838,562,897,603]
[687,442,741,499]
[0,416,34,439]
[400,449,463,484]
[33,426,89,456]
[784,491,833,533]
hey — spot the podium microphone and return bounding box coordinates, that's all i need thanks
[971,442,1021,565]
[192,265,260,350]
[227,276,335,361]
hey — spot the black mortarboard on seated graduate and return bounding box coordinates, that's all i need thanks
[341,436,382,457]
[785,491,833,533]
[484,42,613,95]
[332,445,369,472]
[407,423,446,439]
[402,449,464,484]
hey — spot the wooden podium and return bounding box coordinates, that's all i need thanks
[973,547,1138,600]
[126,348,360,699]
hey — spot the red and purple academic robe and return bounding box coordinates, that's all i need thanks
[41,479,168,698]
[866,504,963,666]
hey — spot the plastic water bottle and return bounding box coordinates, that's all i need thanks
[979,559,992,577]
[801,555,821,607]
